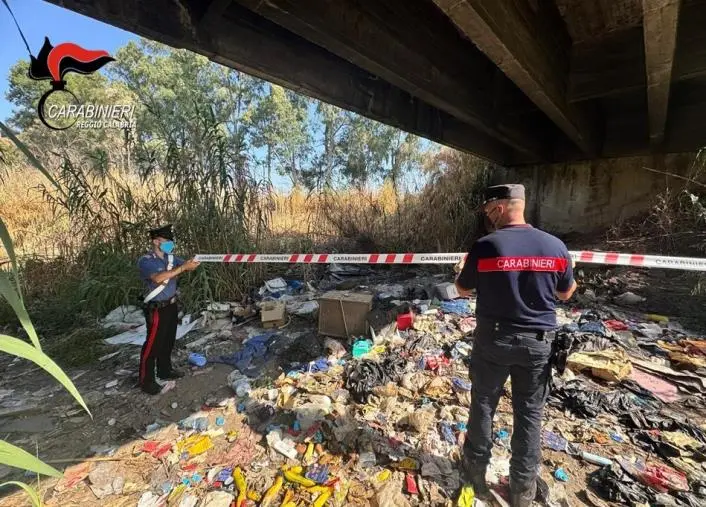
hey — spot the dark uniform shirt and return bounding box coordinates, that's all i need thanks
[457,224,574,331]
[138,252,184,301]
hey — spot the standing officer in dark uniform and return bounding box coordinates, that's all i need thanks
[137,225,200,395]
[454,184,577,506]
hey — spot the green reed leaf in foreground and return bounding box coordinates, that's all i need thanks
[0,440,61,478]
[0,335,91,417]
[0,480,43,506]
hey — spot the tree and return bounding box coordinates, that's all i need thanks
[250,84,311,185]
[110,40,263,181]
[304,103,348,189]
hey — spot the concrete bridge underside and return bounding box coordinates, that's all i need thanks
[46,0,704,168]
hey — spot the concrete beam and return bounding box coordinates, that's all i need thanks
[231,0,550,159]
[196,0,232,26]
[642,0,682,147]
[44,0,516,163]
[569,27,646,102]
[569,0,704,103]
[433,0,598,154]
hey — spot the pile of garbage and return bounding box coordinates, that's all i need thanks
[37,271,706,506]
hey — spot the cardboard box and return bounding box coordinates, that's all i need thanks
[436,282,459,300]
[261,301,286,328]
[318,291,374,339]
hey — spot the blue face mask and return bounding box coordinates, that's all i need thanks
[159,240,175,254]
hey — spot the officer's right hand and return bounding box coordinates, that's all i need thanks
[182,258,201,271]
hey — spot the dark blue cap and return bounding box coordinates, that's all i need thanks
[149,224,174,240]
[482,184,525,206]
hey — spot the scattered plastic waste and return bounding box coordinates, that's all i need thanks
[451,377,472,391]
[352,339,372,358]
[179,416,209,432]
[179,435,213,457]
[495,429,510,441]
[396,311,414,331]
[581,451,613,467]
[554,468,569,482]
[457,484,475,507]
[440,299,471,315]
[358,451,376,469]
[52,277,706,506]
[188,352,207,367]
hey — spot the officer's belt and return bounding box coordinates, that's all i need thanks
[143,297,177,309]
[476,318,556,341]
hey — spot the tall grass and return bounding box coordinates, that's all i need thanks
[1,139,490,342]
[0,120,89,506]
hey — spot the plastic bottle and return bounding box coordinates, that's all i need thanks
[581,451,612,466]
[232,378,252,397]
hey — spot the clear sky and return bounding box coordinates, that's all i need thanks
[0,0,136,122]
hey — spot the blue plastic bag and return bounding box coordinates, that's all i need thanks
[188,352,207,367]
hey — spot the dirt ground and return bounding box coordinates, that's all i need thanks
[0,265,704,506]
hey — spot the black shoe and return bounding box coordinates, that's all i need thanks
[509,479,537,507]
[470,469,490,499]
[141,381,162,395]
[158,369,184,380]
[461,457,490,499]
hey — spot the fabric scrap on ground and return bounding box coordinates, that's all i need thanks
[567,348,633,382]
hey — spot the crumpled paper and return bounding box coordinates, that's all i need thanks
[407,409,435,433]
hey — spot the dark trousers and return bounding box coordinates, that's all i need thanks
[139,302,178,385]
[463,325,553,489]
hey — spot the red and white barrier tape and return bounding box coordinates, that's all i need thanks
[194,251,706,271]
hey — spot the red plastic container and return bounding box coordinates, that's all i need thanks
[397,311,415,331]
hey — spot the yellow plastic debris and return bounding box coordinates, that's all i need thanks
[457,485,475,507]
[247,490,261,502]
[645,314,669,324]
[376,469,391,482]
[261,476,284,507]
[233,466,247,507]
[312,487,332,507]
[396,457,419,471]
[280,489,294,507]
[168,483,187,503]
[179,434,213,457]
[306,486,330,494]
[303,442,315,464]
[283,468,316,487]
